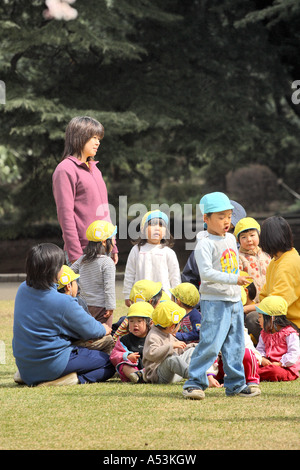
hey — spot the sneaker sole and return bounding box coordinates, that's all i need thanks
[37,372,79,387]
[183,389,205,400]
[235,388,261,398]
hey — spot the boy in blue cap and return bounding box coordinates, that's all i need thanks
[183,192,260,399]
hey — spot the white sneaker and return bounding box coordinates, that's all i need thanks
[37,372,79,387]
[183,387,205,400]
[13,370,25,385]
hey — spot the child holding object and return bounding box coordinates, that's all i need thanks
[110,302,154,383]
[71,220,117,329]
[182,192,260,400]
[143,300,196,384]
[256,296,300,382]
[169,282,202,344]
[57,265,114,354]
[123,210,181,306]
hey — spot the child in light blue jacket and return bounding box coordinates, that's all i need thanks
[183,192,260,400]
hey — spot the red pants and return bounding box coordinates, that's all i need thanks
[258,364,298,382]
[216,348,260,385]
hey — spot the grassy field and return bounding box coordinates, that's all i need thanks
[0,298,300,451]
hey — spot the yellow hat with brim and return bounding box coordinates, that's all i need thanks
[57,265,80,290]
[86,220,117,242]
[127,301,154,319]
[239,271,254,287]
[241,287,247,306]
[152,300,186,328]
[255,296,288,317]
[234,217,260,239]
[129,280,162,303]
[169,283,200,307]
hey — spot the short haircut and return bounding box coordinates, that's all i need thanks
[62,116,104,161]
[259,216,293,257]
[26,243,65,290]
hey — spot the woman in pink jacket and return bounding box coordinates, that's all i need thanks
[52,116,118,265]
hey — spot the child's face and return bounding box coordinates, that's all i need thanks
[146,221,166,244]
[204,210,232,236]
[70,280,78,298]
[239,230,260,251]
[81,135,101,161]
[128,316,148,338]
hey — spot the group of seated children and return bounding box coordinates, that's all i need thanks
[14,196,299,393]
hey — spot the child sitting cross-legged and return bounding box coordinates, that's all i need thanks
[256,296,300,382]
[169,282,202,344]
[110,302,154,383]
[143,300,197,384]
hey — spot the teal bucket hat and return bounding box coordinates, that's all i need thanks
[199,192,234,215]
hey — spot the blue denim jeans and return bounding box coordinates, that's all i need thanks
[61,346,115,384]
[183,300,246,396]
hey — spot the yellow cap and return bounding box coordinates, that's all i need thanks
[241,286,247,306]
[57,265,80,290]
[152,300,186,328]
[127,301,154,319]
[129,280,162,303]
[86,220,117,242]
[169,283,200,307]
[255,296,288,317]
[234,217,260,239]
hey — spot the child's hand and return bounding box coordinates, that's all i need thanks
[128,352,140,363]
[103,323,112,335]
[261,357,272,366]
[104,309,113,318]
[208,375,223,388]
[237,275,253,286]
[125,299,132,307]
[173,340,186,350]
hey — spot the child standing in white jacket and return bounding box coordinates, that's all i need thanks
[123,210,181,306]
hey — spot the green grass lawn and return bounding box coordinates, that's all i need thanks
[1,299,300,451]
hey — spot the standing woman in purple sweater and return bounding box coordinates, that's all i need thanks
[52,116,118,265]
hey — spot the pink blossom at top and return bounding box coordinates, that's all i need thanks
[43,0,78,21]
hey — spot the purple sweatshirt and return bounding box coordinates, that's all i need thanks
[52,156,117,262]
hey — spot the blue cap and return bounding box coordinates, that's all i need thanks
[199,192,234,215]
[230,200,247,227]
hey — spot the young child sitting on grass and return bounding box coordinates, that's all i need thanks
[169,282,201,344]
[256,296,300,382]
[112,279,168,343]
[143,300,196,384]
[110,302,153,383]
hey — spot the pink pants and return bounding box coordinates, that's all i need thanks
[258,364,298,382]
[216,348,260,385]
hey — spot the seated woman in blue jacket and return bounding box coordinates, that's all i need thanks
[12,243,115,386]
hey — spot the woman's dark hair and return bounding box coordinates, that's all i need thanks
[262,315,299,334]
[26,243,64,290]
[62,116,104,161]
[260,216,293,257]
[82,239,113,263]
[134,218,174,248]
